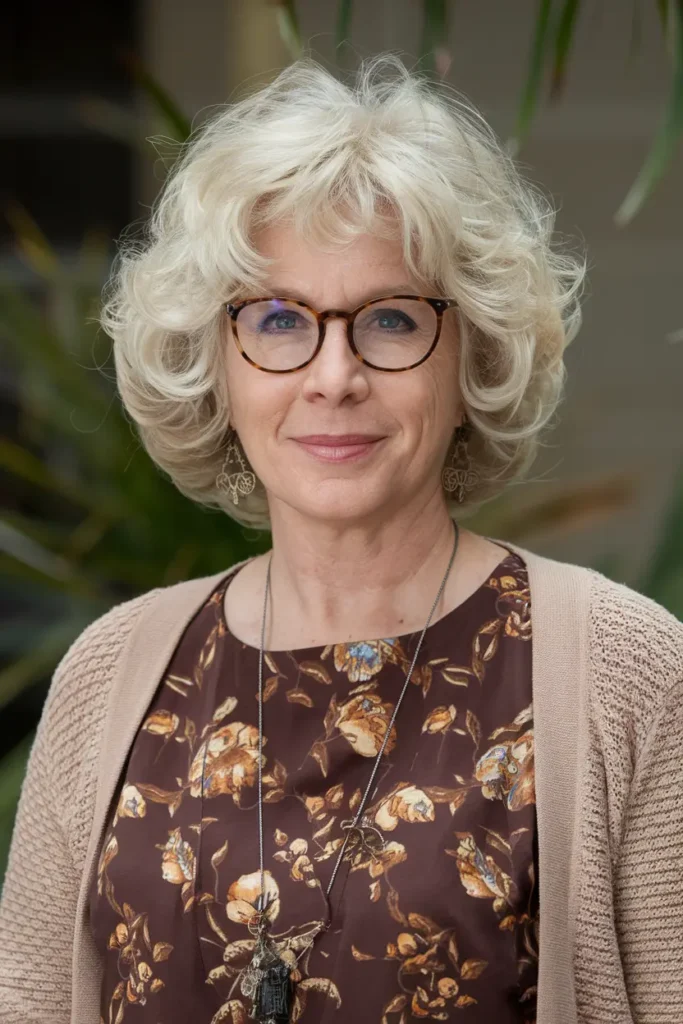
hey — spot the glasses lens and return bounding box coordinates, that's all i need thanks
[353,298,438,369]
[235,299,318,371]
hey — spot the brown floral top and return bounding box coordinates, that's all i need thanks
[90,547,538,1024]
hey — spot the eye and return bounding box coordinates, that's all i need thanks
[370,308,416,331]
[259,310,303,332]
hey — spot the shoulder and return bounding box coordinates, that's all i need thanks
[36,586,168,807]
[45,555,257,719]
[500,537,683,740]
[585,565,682,662]
[45,586,163,716]
[34,560,254,864]
[506,536,681,679]
[583,566,683,741]
[29,585,165,867]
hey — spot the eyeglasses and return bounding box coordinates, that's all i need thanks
[224,294,458,373]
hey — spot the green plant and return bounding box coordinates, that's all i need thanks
[273,0,683,226]
[0,734,35,882]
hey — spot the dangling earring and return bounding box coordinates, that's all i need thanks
[442,414,479,503]
[216,424,256,505]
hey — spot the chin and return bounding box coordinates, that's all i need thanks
[282,480,390,523]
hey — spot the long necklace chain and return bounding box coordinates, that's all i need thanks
[255,518,460,915]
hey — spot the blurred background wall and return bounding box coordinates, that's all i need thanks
[1,0,682,880]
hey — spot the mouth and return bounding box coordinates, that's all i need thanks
[292,434,385,463]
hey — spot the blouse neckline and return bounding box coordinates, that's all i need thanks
[216,543,521,656]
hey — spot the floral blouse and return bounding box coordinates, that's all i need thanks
[90,547,538,1024]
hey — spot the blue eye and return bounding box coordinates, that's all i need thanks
[372,309,416,331]
[259,311,302,332]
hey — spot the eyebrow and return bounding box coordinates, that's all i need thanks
[264,284,421,307]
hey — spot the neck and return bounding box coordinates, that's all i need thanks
[260,494,468,649]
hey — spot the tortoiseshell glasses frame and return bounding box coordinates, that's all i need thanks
[224,294,458,373]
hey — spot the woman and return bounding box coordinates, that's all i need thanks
[1,55,681,1024]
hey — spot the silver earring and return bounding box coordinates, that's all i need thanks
[216,426,256,505]
[442,415,479,503]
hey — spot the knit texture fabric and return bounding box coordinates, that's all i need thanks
[0,547,681,1024]
[0,587,162,1023]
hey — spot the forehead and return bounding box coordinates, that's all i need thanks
[250,221,426,305]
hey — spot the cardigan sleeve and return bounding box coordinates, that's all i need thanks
[0,649,80,1023]
[0,587,163,1023]
[614,675,683,1021]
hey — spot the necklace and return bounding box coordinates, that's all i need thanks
[242,519,460,1023]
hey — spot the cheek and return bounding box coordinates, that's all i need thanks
[404,360,458,434]
[227,357,296,433]
[226,342,264,414]
[428,337,460,427]
[375,381,453,457]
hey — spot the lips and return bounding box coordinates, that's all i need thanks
[292,434,385,463]
[293,434,384,444]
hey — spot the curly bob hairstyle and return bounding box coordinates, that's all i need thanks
[100,54,586,531]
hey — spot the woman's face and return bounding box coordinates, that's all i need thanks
[225,220,462,526]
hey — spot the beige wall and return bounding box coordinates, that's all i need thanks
[140,0,683,580]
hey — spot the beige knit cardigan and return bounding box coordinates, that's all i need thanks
[1,538,682,1024]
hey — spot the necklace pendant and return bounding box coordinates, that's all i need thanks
[251,957,291,1023]
[242,930,291,1024]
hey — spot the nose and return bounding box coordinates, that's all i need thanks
[300,313,369,405]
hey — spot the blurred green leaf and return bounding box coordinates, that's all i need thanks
[512,0,554,150]
[119,49,192,143]
[0,521,78,583]
[0,286,110,419]
[550,0,582,99]
[0,617,91,712]
[636,465,683,615]
[657,0,671,32]
[77,227,111,285]
[2,511,73,554]
[615,0,683,224]
[336,0,354,54]
[0,552,100,600]
[0,439,122,514]
[0,733,35,887]
[76,96,146,150]
[421,0,450,75]
[5,201,62,281]
[271,0,303,61]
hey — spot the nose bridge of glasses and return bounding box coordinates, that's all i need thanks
[314,309,365,368]
[319,308,353,327]
[317,310,357,352]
